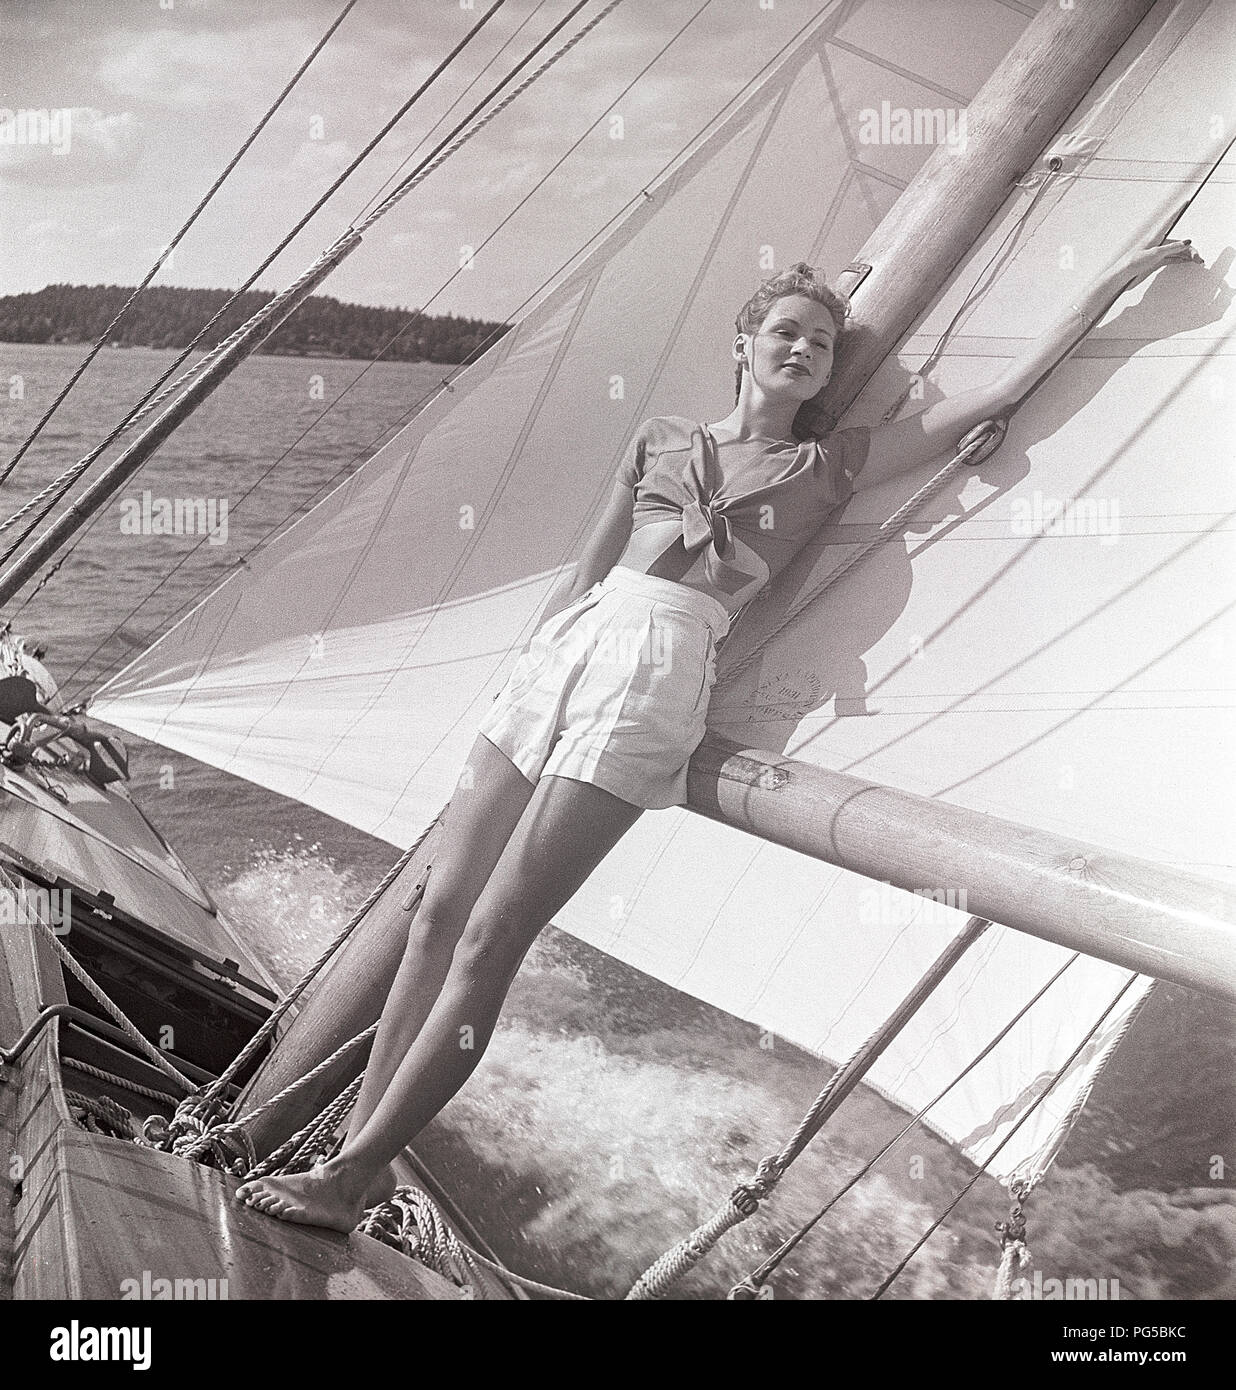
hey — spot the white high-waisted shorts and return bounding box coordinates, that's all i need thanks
[476,565,732,809]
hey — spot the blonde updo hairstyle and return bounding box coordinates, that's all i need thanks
[733,260,850,407]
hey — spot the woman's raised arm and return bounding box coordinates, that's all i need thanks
[852,237,1201,493]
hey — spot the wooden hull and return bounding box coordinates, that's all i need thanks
[8,1039,461,1301]
[0,758,506,1300]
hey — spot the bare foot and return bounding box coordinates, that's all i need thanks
[235,1161,370,1233]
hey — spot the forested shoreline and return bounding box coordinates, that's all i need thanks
[0,284,510,363]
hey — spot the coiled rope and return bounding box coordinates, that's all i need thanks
[359,1185,591,1300]
[64,1090,137,1141]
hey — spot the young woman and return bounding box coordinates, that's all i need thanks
[237,240,1196,1231]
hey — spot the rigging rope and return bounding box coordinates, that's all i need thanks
[27,0,855,699]
[353,0,622,238]
[241,1064,589,1299]
[875,164,1064,427]
[59,0,722,697]
[992,1179,1032,1300]
[715,420,1001,691]
[0,0,608,567]
[133,810,438,1168]
[34,0,852,703]
[868,972,1141,1299]
[0,0,513,569]
[354,1,552,222]
[0,0,360,490]
[716,98,1233,688]
[24,901,195,1092]
[624,917,991,1300]
[200,811,437,1108]
[0,235,353,544]
[987,977,1152,1303]
[728,950,1084,1297]
[62,1056,183,1105]
[1,0,626,622]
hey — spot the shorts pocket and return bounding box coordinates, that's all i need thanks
[534,583,605,650]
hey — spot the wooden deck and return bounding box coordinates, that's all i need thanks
[1,929,468,1300]
[14,1093,464,1300]
[0,800,508,1300]
[1,762,275,997]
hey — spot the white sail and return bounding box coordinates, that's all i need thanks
[91,0,1235,1182]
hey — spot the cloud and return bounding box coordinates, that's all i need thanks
[25,216,77,239]
[94,26,290,107]
[0,108,143,186]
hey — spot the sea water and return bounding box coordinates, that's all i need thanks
[0,343,1228,1299]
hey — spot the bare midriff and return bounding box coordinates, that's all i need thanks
[613,518,762,616]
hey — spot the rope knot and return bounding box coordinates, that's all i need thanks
[139,1114,169,1147]
[957,416,1007,465]
[991,1179,1034,1299]
[162,1089,224,1143]
[727,1278,768,1301]
[996,1177,1030,1248]
[730,1155,785,1215]
[177,1120,257,1174]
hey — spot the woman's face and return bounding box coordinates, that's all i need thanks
[739,293,838,400]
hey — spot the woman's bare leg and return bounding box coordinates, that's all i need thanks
[344,734,537,1149]
[242,734,537,1213]
[236,772,643,1230]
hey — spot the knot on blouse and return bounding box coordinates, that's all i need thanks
[678,426,763,597]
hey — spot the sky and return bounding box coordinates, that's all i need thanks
[0,0,1018,321]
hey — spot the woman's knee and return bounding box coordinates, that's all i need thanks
[451,904,539,985]
[405,894,470,955]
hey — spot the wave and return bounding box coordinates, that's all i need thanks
[210,843,1233,1299]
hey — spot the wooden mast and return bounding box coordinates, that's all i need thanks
[233,0,1187,1159]
[799,0,1157,434]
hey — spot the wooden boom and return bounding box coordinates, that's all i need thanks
[688,738,1236,1002]
[236,726,1235,1158]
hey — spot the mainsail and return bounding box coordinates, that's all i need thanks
[90,0,1236,1183]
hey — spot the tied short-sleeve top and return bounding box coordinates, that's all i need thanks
[614,415,870,613]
